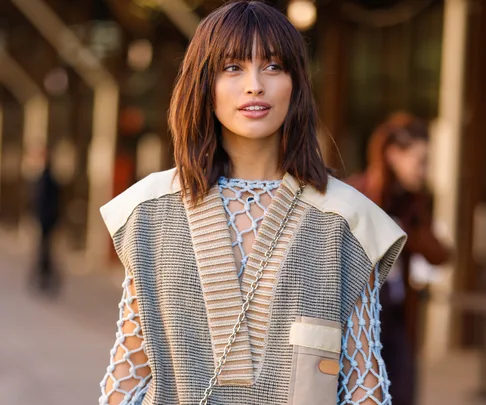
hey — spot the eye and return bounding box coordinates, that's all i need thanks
[265,63,283,72]
[223,64,241,72]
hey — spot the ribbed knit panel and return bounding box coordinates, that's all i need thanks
[184,185,254,385]
[183,181,306,385]
[239,182,307,377]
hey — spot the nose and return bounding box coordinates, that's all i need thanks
[244,70,264,96]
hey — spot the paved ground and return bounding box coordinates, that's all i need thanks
[0,231,122,405]
[420,350,486,405]
[0,228,485,405]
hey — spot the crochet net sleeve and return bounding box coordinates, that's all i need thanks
[99,269,152,405]
[338,264,392,405]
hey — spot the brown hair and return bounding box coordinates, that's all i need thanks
[169,0,328,206]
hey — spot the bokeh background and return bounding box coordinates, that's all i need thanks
[0,0,485,404]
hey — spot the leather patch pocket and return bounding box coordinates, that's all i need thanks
[288,316,342,405]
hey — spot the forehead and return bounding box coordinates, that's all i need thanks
[409,139,429,152]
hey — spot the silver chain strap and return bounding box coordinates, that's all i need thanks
[199,182,306,405]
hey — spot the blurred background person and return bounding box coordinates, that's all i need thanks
[347,112,452,405]
[30,149,61,296]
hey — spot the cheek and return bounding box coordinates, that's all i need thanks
[389,154,409,178]
[214,75,238,112]
[213,86,234,127]
[402,156,425,185]
[214,81,227,113]
[279,79,293,107]
[402,156,417,176]
[272,78,292,124]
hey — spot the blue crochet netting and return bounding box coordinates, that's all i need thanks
[99,177,392,405]
[218,176,282,278]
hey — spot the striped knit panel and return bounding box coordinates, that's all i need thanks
[112,195,386,405]
[183,186,254,385]
[239,182,308,377]
[183,182,308,384]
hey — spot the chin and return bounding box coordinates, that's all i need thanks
[233,126,280,140]
[238,133,275,140]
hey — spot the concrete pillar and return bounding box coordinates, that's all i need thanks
[0,50,49,179]
[0,48,49,247]
[21,95,49,178]
[85,82,119,270]
[424,0,469,360]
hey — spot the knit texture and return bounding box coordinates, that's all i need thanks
[99,177,403,404]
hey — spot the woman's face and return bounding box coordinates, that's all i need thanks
[213,45,292,142]
[386,140,429,193]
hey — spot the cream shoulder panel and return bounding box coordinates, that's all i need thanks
[100,167,181,237]
[283,174,407,266]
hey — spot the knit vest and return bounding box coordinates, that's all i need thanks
[100,168,406,405]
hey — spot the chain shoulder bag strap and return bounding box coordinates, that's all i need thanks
[199,182,306,405]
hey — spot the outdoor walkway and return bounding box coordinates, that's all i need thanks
[0,230,122,404]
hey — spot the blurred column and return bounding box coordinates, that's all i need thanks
[22,95,49,177]
[0,48,49,186]
[86,82,119,269]
[11,0,119,270]
[153,0,199,39]
[317,7,349,171]
[424,0,469,360]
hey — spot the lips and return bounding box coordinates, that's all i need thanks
[238,101,271,110]
[238,101,271,118]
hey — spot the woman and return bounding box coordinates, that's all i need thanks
[99,2,406,404]
[347,112,450,405]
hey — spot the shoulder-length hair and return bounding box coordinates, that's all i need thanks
[169,0,328,205]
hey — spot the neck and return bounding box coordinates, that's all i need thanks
[222,132,284,181]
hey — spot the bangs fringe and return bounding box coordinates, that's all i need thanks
[208,2,295,70]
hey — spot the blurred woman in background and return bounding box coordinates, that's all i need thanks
[347,112,451,405]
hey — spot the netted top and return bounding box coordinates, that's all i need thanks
[218,176,281,278]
